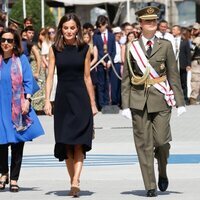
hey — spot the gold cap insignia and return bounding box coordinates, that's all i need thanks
[147,7,154,14]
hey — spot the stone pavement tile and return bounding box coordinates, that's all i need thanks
[0,164,199,200]
[1,106,200,199]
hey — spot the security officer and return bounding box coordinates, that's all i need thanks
[121,6,186,197]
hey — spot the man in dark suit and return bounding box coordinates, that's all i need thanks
[121,6,186,197]
[93,15,116,110]
[172,25,191,104]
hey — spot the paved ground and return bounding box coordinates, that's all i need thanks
[1,105,200,199]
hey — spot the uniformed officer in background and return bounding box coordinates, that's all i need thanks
[190,22,200,105]
[121,6,186,197]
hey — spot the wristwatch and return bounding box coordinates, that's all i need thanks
[25,95,32,103]
[25,97,31,103]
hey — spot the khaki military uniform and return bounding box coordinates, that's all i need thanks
[190,36,200,104]
[121,37,185,190]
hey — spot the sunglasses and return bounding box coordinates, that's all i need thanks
[97,24,105,28]
[1,38,14,44]
[48,31,55,35]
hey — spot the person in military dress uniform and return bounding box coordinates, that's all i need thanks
[121,6,186,197]
[190,23,200,105]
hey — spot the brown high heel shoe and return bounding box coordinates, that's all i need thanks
[70,180,80,197]
[0,174,9,190]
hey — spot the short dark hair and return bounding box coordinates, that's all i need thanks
[24,26,34,32]
[158,19,168,25]
[23,17,33,24]
[0,28,23,56]
[173,25,181,31]
[83,22,94,31]
[120,22,131,31]
[95,15,108,28]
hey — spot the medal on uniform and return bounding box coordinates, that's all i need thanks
[160,63,165,70]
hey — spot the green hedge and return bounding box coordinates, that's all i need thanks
[9,0,56,31]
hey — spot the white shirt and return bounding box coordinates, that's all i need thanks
[41,40,53,56]
[141,35,155,50]
[174,36,181,50]
[119,35,127,45]
[155,31,176,55]
[101,29,111,65]
[101,29,108,43]
[114,41,122,63]
[174,36,181,61]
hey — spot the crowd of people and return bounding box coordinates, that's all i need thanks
[1,10,200,112]
[0,5,199,197]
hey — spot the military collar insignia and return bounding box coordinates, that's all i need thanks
[156,37,161,44]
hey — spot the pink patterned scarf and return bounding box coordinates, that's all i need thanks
[0,54,32,132]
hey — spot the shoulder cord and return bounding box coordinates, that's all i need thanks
[126,42,150,86]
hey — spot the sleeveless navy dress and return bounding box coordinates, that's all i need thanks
[53,44,93,161]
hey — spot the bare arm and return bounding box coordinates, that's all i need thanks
[121,44,126,65]
[41,41,50,68]
[90,46,98,67]
[31,45,41,79]
[44,47,55,116]
[42,54,49,68]
[84,49,98,115]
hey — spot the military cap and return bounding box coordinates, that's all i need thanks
[135,6,159,20]
[193,22,200,30]
[112,27,122,34]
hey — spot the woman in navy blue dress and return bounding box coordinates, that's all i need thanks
[44,14,98,197]
[0,28,44,192]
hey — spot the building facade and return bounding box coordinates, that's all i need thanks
[53,0,199,28]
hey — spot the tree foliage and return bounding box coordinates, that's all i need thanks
[9,0,56,31]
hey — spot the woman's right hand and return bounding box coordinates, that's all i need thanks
[92,104,98,116]
[44,100,52,116]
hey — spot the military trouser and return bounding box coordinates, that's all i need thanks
[131,107,171,190]
[190,60,200,100]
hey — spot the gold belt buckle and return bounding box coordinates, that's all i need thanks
[145,79,151,88]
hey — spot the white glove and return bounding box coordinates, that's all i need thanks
[177,106,186,117]
[122,108,132,120]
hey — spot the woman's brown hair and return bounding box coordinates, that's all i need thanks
[54,13,84,52]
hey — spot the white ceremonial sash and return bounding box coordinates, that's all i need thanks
[129,41,176,107]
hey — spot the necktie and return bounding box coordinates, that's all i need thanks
[146,40,152,57]
[103,33,107,53]
[103,33,107,44]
